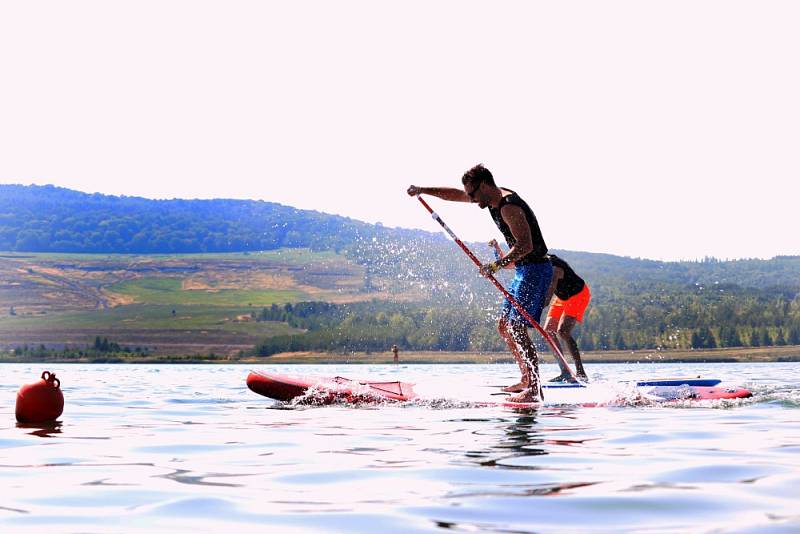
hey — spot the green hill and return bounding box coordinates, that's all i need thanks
[0,183,429,254]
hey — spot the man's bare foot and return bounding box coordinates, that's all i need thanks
[548,373,577,383]
[501,382,528,393]
[506,388,541,403]
[577,374,589,382]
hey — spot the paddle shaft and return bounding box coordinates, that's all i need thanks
[415,195,577,381]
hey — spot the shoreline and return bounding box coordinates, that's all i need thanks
[2,345,799,364]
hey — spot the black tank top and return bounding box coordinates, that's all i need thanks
[489,189,548,265]
[548,254,585,299]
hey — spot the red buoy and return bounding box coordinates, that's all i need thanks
[15,371,64,423]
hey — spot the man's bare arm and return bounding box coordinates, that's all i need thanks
[544,265,563,303]
[489,239,514,270]
[407,185,470,202]
[495,204,533,268]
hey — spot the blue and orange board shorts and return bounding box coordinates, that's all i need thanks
[546,283,591,323]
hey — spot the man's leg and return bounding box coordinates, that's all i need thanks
[499,317,529,392]
[500,261,551,399]
[558,316,588,381]
[506,320,542,402]
[544,315,574,382]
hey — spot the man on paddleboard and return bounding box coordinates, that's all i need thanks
[407,164,551,403]
[487,244,591,384]
[543,254,591,382]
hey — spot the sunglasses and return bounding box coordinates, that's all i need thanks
[466,182,481,200]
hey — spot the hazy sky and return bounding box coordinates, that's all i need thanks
[2,1,798,261]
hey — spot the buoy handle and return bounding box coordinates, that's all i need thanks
[41,371,60,389]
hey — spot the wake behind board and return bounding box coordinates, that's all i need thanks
[246,371,751,406]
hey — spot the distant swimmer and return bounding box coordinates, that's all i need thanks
[408,164,552,403]
[543,254,591,382]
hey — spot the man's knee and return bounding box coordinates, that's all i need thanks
[557,317,576,339]
[509,320,531,341]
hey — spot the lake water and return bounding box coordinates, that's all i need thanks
[1,362,799,533]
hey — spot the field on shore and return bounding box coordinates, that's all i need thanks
[0,250,420,357]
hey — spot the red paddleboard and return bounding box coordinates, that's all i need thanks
[639,384,753,402]
[246,371,417,403]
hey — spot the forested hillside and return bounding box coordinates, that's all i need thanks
[0,184,428,254]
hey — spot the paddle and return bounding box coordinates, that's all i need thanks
[415,194,578,382]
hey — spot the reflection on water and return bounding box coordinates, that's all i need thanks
[0,362,798,532]
[16,421,62,438]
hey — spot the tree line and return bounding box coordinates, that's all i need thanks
[252,291,800,356]
[8,337,152,360]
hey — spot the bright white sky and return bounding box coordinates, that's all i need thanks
[1,1,798,261]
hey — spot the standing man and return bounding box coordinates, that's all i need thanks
[407,164,552,402]
[543,254,591,382]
